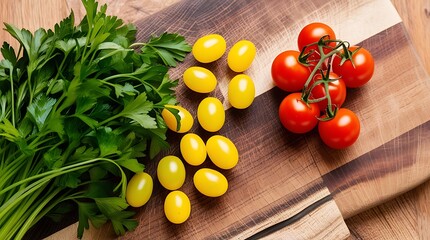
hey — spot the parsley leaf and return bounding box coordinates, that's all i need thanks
[95,127,121,157]
[77,201,108,238]
[1,42,17,65]
[27,94,56,131]
[141,33,192,67]
[94,197,138,236]
[119,93,157,128]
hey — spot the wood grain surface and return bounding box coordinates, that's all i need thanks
[1,0,429,239]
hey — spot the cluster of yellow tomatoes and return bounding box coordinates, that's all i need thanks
[126,33,257,225]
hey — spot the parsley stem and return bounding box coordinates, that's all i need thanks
[9,70,15,127]
[52,93,66,114]
[129,42,146,48]
[31,189,72,228]
[98,114,120,126]
[17,152,34,191]
[102,73,144,83]
[15,186,63,240]
[0,178,49,225]
[26,70,34,105]
[0,181,46,239]
[52,52,69,82]
[0,154,28,193]
[0,157,123,198]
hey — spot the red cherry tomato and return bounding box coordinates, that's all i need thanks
[332,46,374,88]
[310,72,347,112]
[318,108,360,149]
[271,50,310,92]
[279,92,320,134]
[298,22,336,55]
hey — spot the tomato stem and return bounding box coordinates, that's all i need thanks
[298,37,350,119]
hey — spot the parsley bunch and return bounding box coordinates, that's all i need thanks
[0,0,191,239]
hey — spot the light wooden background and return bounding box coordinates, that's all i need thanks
[0,0,429,239]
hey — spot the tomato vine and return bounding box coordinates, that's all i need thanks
[298,36,352,119]
[272,22,375,149]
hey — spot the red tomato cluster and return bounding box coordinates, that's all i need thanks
[272,22,374,149]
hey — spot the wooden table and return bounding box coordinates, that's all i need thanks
[344,2,430,238]
[1,0,429,239]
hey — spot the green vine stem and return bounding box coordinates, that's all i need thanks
[297,35,352,120]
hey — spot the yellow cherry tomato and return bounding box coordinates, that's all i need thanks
[183,67,217,93]
[161,105,194,133]
[157,156,186,190]
[197,97,225,132]
[193,168,228,197]
[206,135,239,170]
[192,34,226,63]
[180,133,207,166]
[227,40,256,72]
[126,172,153,207]
[228,74,255,109]
[164,190,191,224]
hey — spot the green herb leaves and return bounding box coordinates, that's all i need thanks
[27,94,56,131]
[140,33,192,67]
[0,0,191,238]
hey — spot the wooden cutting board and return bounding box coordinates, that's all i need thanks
[14,0,429,239]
